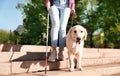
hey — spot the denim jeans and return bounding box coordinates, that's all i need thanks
[49,5,70,51]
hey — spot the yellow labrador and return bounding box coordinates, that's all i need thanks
[66,25,87,71]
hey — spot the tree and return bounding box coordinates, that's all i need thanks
[18,0,47,45]
[0,30,9,43]
[95,0,120,48]
[75,0,120,48]
[0,29,17,44]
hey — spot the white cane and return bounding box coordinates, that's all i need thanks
[45,13,49,74]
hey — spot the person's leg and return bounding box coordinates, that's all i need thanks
[58,7,70,60]
[49,6,60,48]
[48,5,60,62]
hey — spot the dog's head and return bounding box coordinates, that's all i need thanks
[68,25,87,44]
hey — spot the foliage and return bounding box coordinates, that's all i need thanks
[0,30,9,43]
[94,0,120,48]
[19,0,47,45]
[0,30,18,44]
[17,0,120,48]
[74,0,120,48]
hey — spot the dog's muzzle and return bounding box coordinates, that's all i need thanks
[76,37,81,44]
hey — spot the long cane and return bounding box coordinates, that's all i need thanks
[45,13,49,74]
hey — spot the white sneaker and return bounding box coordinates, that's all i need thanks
[48,50,57,62]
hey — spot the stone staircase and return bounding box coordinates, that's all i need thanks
[0,44,120,75]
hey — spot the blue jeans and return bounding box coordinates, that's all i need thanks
[49,5,70,51]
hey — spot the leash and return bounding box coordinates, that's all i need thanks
[45,13,49,74]
[71,11,77,27]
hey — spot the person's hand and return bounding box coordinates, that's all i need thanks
[71,9,77,19]
[46,2,50,11]
[46,5,50,11]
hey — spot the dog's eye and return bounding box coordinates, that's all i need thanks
[80,31,83,33]
[74,30,77,33]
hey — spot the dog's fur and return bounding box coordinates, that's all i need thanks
[66,25,87,71]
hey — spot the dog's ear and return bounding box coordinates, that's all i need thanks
[67,27,73,39]
[84,28,87,40]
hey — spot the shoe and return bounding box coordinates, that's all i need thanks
[48,50,57,62]
[58,51,64,61]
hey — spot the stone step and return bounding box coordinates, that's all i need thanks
[0,57,120,75]
[0,49,120,62]
[0,44,120,75]
[0,44,50,52]
[0,52,47,62]
[7,64,120,76]
[1,44,120,53]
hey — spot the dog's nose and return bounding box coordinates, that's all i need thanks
[77,37,81,41]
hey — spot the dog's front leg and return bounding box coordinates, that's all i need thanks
[69,54,75,72]
[77,53,83,71]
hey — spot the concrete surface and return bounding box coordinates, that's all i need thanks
[0,44,120,75]
[8,64,120,76]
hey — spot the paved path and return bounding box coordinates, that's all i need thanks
[7,64,120,76]
[9,70,120,76]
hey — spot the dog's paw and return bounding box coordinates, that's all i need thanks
[78,67,83,71]
[69,68,74,72]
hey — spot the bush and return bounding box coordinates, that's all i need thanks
[0,30,9,43]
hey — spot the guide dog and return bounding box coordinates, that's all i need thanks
[66,25,87,71]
